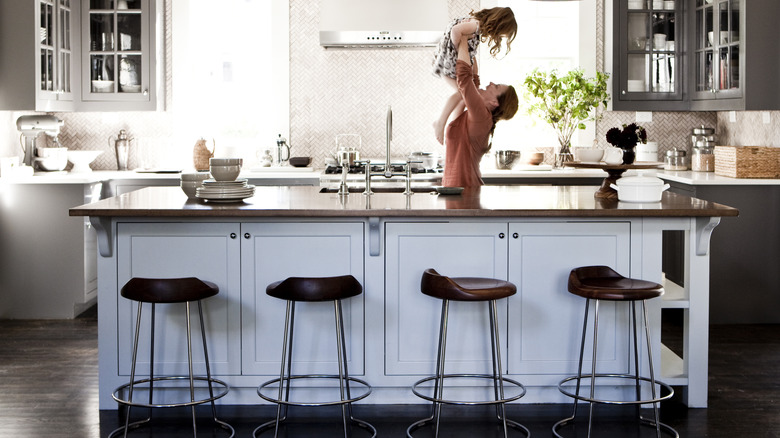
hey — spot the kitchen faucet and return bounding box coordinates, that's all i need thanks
[362,105,419,196]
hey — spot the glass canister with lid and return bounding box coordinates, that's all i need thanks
[664,148,688,171]
[690,125,717,172]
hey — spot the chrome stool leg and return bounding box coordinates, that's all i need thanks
[255,298,375,438]
[553,298,678,438]
[408,299,529,438]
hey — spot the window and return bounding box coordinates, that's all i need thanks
[479,0,597,151]
[171,0,289,154]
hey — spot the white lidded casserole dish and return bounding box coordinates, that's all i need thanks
[609,175,670,202]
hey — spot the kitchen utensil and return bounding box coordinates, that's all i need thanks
[664,148,687,170]
[603,148,624,165]
[522,152,544,165]
[609,175,670,202]
[494,150,521,170]
[67,150,103,173]
[434,186,464,195]
[33,147,69,171]
[276,134,291,165]
[409,152,438,169]
[209,157,242,181]
[336,147,360,166]
[193,138,215,171]
[109,129,133,171]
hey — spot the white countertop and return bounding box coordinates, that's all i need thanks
[2,167,778,186]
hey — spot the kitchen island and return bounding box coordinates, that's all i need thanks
[70,185,737,410]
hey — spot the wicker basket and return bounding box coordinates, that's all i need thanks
[714,146,780,178]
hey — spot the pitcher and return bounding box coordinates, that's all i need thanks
[193,138,215,171]
[109,129,133,170]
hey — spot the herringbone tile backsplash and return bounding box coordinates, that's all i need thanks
[1,0,777,170]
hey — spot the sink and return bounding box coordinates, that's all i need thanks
[319,186,435,194]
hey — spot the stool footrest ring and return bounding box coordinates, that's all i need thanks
[257,374,372,407]
[553,414,679,438]
[407,415,530,438]
[112,376,230,408]
[558,373,674,405]
[411,374,527,405]
[254,415,377,438]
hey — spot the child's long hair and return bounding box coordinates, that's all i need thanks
[471,7,517,57]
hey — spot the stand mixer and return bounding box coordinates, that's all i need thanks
[16,115,65,169]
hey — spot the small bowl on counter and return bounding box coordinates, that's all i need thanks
[180,172,210,198]
[67,150,103,173]
[289,156,312,167]
[494,150,521,170]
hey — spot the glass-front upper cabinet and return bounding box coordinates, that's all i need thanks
[39,0,74,102]
[613,0,685,110]
[82,0,155,107]
[692,0,739,100]
[0,0,76,110]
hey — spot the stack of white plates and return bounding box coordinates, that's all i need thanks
[196,178,255,203]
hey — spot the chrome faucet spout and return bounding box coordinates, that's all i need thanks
[385,106,392,177]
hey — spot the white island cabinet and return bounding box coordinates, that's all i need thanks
[71,185,738,409]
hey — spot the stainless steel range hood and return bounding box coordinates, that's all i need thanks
[319,0,448,48]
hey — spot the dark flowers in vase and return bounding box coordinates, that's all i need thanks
[606,123,647,164]
[606,123,648,149]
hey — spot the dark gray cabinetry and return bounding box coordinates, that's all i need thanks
[612,0,686,111]
[612,0,780,111]
[663,181,780,324]
[689,0,780,110]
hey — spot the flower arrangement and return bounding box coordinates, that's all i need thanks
[606,123,648,150]
[523,68,610,166]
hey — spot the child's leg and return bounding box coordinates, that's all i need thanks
[433,77,464,145]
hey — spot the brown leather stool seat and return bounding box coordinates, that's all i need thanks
[266,275,362,302]
[121,277,219,303]
[421,268,516,301]
[408,269,529,438]
[553,266,677,438]
[255,275,375,438]
[111,277,233,438]
[568,265,663,301]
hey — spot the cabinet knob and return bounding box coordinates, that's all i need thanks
[498,233,505,239]
[143,89,149,96]
[621,90,627,95]
[230,233,237,239]
[244,233,251,239]
[512,232,519,239]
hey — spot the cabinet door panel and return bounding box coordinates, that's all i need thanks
[116,222,242,376]
[385,222,509,376]
[507,222,631,376]
[241,222,365,376]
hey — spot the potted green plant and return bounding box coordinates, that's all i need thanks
[522,68,610,167]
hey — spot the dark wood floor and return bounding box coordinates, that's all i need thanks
[1,307,779,437]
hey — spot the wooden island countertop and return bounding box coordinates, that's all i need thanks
[70,185,738,218]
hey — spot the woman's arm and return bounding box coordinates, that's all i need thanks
[455,38,491,122]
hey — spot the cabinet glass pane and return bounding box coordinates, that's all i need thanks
[627,54,649,92]
[696,51,715,92]
[119,55,142,92]
[59,52,71,93]
[90,13,115,51]
[627,12,650,51]
[59,6,71,51]
[40,2,54,47]
[117,13,142,51]
[90,0,114,9]
[40,49,54,91]
[717,47,739,91]
[90,55,115,91]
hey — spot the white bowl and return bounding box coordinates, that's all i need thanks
[610,175,670,202]
[34,147,68,171]
[210,164,241,181]
[180,172,210,182]
[67,150,103,173]
[210,157,243,166]
[574,148,603,163]
[91,80,114,93]
[180,180,203,198]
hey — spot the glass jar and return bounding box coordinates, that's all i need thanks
[691,146,714,172]
[664,148,687,170]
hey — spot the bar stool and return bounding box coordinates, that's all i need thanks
[553,266,678,438]
[110,277,234,438]
[408,268,529,438]
[254,275,376,438]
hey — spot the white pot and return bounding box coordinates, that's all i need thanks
[609,175,670,202]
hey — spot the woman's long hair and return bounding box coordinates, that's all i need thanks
[488,85,519,150]
[471,7,517,57]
